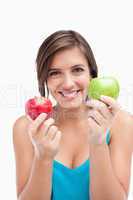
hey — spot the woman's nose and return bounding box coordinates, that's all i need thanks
[61,74,75,90]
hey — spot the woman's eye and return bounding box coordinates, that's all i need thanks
[48,71,60,77]
[73,68,84,73]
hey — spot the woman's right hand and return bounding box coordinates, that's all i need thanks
[27,113,62,161]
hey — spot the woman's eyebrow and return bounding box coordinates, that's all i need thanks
[71,64,86,68]
[48,64,86,71]
[48,67,61,71]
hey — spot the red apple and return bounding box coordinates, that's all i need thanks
[25,96,53,120]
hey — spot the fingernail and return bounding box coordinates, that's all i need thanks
[41,113,47,118]
[100,95,105,98]
[26,114,32,122]
[100,95,107,100]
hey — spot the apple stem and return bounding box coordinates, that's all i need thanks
[35,96,44,104]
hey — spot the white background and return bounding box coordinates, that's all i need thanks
[0,0,133,199]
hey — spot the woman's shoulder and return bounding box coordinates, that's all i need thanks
[110,109,133,152]
[13,115,32,149]
[111,109,133,131]
[13,115,31,135]
[14,114,30,125]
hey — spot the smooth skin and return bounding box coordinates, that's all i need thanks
[13,47,133,200]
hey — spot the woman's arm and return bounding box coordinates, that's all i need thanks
[18,157,53,200]
[89,110,133,200]
[13,116,53,200]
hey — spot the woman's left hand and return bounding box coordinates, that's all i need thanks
[86,95,121,145]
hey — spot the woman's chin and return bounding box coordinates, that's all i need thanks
[58,98,84,110]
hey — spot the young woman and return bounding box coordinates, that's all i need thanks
[13,30,133,200]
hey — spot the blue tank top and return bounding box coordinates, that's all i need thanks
[51,131,111,200]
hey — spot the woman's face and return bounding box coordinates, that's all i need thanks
[47,47,91,109]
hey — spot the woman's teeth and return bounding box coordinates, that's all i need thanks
[59,90,80,98]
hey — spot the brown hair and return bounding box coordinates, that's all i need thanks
[36,30,98,97]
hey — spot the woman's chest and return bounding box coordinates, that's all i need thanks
[54,131,90,169]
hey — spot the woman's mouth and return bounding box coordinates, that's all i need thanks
[58,90,81,100]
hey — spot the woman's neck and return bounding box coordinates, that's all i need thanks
[53,104,88,125]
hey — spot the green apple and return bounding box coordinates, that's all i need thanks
[88,76,120,100]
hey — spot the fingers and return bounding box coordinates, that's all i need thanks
[45,125,58,140]
[40,118,55,136]
[86,99,113,119]
[28,113,48,136]
[100,95,121,113]
[28,113,61,143]
[88,117,100,131]
[88,110,106,126]
[26,114,33,122]
[52,131,62,146]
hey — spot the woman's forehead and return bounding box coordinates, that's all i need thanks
[49,47,88,68]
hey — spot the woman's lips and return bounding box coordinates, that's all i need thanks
[58,90,81,100]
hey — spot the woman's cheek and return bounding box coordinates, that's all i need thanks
[75,77,90,89]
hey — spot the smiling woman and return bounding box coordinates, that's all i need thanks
[13,30,133,200]
[36,30,98,98]
[46,47,91,109]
